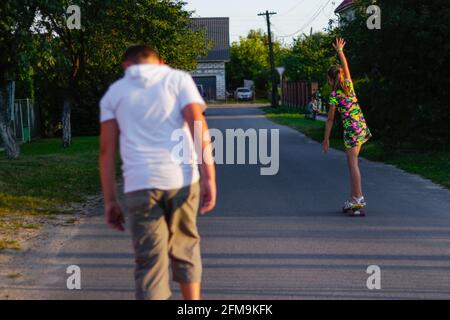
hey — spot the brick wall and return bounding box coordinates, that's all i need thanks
[190,62,226,100]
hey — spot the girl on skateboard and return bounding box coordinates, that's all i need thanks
[322,38,372,216]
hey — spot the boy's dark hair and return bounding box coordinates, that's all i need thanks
[122,45,161,63]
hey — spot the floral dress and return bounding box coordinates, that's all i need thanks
[329,79,372,149]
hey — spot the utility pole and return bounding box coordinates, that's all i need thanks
[258,10,277,107]
[276,67,285,106]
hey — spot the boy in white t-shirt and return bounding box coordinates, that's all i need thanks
[99,45,216,300]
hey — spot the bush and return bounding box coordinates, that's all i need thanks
[339,0,450,151]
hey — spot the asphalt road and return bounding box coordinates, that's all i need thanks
[4,105,450,299]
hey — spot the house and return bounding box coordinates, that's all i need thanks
[335,0,356,23]
[190,17,230,101]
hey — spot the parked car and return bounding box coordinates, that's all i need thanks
[234,87,253,101]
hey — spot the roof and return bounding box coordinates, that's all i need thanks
[191,17,230,62]
[334,0,353,13]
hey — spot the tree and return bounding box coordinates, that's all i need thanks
[226,30,285,95]
[280,32,335,85]
[33,0,208,146]
[0,0,37,158]
[338,0,450,148]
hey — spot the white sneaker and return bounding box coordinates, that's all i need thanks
[343,196,366,210]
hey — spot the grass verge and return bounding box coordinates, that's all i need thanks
[262,106,450,189]
[0,136,101,250]
[208,98,271,105]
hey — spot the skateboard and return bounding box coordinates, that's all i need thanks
[343,207,366,217]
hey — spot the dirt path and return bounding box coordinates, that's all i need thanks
[0,194,103,300]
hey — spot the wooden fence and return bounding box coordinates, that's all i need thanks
[282,81,319,111]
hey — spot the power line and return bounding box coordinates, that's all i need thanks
[275,0,332,39]
[271,24,286,35]
[277,0,308,17]
[276,0,330,38]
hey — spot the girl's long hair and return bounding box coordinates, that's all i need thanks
[328,65,351,96]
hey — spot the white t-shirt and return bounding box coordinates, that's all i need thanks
[100,64,206,193]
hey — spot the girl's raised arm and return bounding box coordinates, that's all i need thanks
[333,38,351,80]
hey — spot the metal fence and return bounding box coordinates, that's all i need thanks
[282,81,320,112]
[13,99,40,142]
[0,99,39,148]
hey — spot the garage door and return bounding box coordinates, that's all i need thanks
[193,76,216,100]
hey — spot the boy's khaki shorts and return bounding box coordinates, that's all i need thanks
[124,182,201,300]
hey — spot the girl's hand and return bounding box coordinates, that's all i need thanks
[322,139,330,153]
[332,37,346,52]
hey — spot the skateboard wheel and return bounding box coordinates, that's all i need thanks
[343,208,366,217]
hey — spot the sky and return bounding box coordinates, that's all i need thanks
[184,0,341,44]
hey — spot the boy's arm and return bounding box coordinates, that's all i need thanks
[183,103,216,214]
[99,120,125,231]
[333,38,351,80]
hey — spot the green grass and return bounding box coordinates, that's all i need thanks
[209,98,271,105]
[262,106,450,189]
[0,239,21,251]
[0,136,101,250]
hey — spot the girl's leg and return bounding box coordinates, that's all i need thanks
[346,145,363,198]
